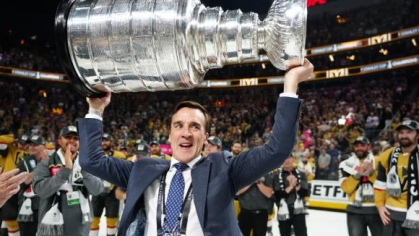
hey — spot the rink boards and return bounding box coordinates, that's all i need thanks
[307,179,348,211]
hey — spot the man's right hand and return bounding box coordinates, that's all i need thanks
[86,92,112,115]
[24,172,33,185]
[377,206,391,225]
[64,144,74,170]
[362,162,374,176]
[283,58,314,94]
[115,188,126,201]
[0,168,28,207]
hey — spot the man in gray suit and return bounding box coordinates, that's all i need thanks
[77,59,314,236]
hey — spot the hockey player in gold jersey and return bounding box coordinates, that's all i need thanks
[374,120,419,236]
[339,136,383,236]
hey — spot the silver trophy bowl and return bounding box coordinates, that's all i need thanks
[55,0,307,96]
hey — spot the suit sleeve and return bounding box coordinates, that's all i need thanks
[77,118,134,189]
[231,97,302,193]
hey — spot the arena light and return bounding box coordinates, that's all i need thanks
[261,63,266,69]
[38,90,47,98]
[379,48,388,55]
[347,55,355,61]
[412,38,417,47]
[336,15,346,24]
[329,54,334,62]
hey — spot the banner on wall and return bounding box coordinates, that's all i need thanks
[308,179,348,211]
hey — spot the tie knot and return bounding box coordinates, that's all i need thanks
[174,163,188,172]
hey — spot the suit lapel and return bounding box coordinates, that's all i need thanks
[191,159,211,228]
[123,162,170,220]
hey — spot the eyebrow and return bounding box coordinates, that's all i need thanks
[172,120,202,128]
[190,121,202,128]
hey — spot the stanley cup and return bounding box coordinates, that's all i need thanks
[55,0,307,96]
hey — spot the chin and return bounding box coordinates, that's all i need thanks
[176,154,195,163]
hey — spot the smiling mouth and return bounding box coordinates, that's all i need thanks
[180,143,192,148]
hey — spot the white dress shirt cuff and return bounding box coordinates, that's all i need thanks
[279,92,298,98]
[85,113,103,121]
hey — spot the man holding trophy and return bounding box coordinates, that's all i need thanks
[56,0,311,234]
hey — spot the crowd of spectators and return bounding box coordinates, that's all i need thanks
[0,66,418,163]
[306,0,419,48]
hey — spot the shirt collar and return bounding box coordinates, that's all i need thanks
[170,156,203,169]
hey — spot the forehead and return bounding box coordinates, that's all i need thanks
[206,142,217,148]
[29,143,41,146]
[353,143,368,147]
[254,140,263,145]
[62,133,78,139]
[172,107,206,124]
[285,157,295,162]
[398,128,416,133]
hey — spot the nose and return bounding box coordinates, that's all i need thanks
[181,127,192,138]
[69,137,79,142]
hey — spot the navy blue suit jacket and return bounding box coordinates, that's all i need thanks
[77,96,302,236]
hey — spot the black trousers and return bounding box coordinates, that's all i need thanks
[238,208,268,236]
[18,210,38,236]
[92,188,120,218]
[347,212,383,236]
[278,206,307,236]
[383,219,419,236]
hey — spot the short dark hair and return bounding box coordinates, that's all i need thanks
[171,101,211,133]
[231,140,241,146]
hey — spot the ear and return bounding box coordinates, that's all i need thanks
[204,132,209,145]
[57,137,62,148]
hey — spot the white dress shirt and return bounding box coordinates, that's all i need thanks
[85,92,298,235]
[144,157,204,236]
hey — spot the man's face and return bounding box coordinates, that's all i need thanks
[253,139,263,147]
[17,142,28,151]
[353,143,369,159]
[150,144,160,156]
[231,143,242,156]
[203,143,220,157]
[120,149,129,157]
[60,133,79,153]
[283,156,295,172]
[28,143,45,158]
[102,139,112,152]
[372,144,381,155]
[397,128,419,148]
[136,152,149,159]
[301,155,308,164]
[169,107,208,163]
